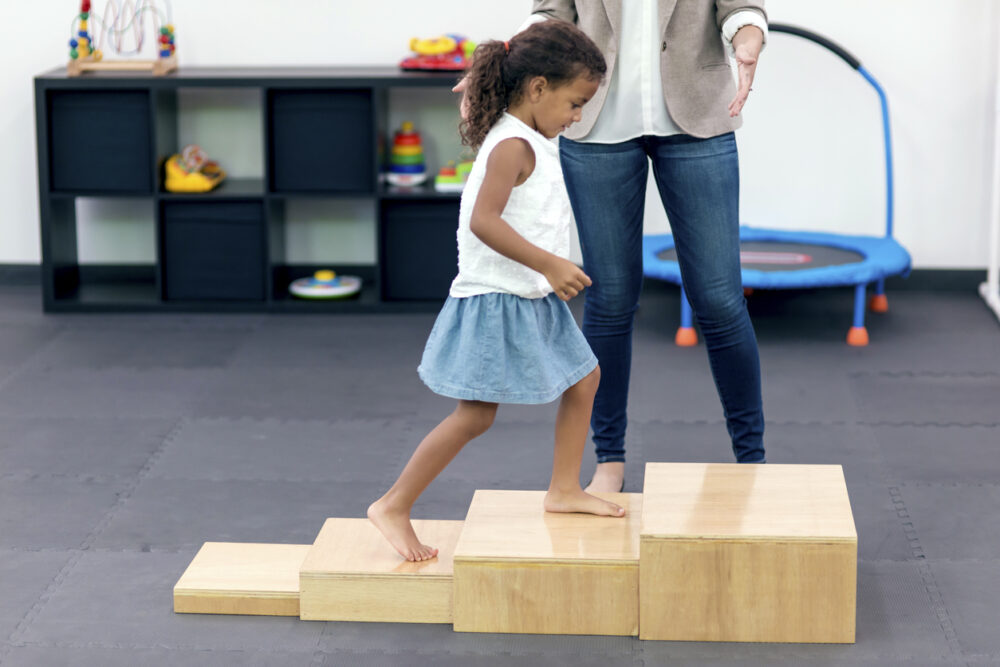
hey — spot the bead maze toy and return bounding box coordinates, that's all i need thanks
[386,122,428,187]
[66,0,177,77]
[400,35,476,71]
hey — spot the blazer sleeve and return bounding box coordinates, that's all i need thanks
[715,0,766,31]
[532,0,578,23]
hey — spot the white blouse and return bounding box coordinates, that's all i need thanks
[449,114,573,299]
[520,1,768,143]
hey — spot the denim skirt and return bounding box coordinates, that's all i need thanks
[418,292,597,404]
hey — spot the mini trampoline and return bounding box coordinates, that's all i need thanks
[643,24,911,346]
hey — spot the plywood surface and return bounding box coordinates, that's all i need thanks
[641,463,857,541]
[299,518,463,577]
[454,490,642,563]
[639,539,857,643]
[454,561,638,636]
[173,542,309,616]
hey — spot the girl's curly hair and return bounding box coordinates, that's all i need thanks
[459,20,606,150]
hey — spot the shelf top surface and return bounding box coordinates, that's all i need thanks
[454,490,643,564]
[641,463,858,541]
[37,65,462,87]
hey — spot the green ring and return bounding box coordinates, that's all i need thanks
[390,153,425,166]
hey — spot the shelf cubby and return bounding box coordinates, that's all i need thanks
[267,89,375,194]
[160,200,267,302]
[48,89,153,194]
[379,199,460,301]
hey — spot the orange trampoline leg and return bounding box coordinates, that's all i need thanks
[847,326,869,346]
[675,327,698,346]
[869,294,889,313]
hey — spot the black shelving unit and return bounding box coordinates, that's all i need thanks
[34,66,463,313]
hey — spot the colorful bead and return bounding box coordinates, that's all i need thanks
[70,49,78,59]
[160,49,171,58]
[69,38,78,48]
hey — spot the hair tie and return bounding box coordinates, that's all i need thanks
[503,41,510,54]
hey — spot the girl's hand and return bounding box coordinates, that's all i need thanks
[543,257,592,301]
[452,77,470,120]
[728,25,764,118]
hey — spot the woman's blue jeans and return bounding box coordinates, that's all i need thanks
[560,132,765,464]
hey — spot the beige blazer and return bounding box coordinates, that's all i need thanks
[531,0,766,139]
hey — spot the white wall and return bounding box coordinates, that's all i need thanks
[1,0,996,268]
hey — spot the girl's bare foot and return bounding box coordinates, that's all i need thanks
[367,498,439,562]
[544,488,626,517]
[584,461,625,493]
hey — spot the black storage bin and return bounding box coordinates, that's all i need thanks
[268,90,373,193]
[161,201,266,301]
[48,90,152,193]
[380,200,458,300]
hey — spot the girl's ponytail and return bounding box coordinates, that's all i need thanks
[459,40,511,150]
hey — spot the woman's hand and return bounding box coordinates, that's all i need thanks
[728,25,764,118]
[452,77,470,120]
[543,257,592,301]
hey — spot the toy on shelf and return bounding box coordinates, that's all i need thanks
[434,159,474,193]
[66,0,177,77]
[289,270,363,300]
[164,145,226,193]
[400,34,476,71]
[385,122,428,187]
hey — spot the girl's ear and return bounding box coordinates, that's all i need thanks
[526,76,548,102]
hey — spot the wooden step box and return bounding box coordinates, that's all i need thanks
[639,463,858,643]
[453,489,643,636]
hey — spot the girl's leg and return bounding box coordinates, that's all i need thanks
[559,137,649,492]
[544,367,626,517]
[368,400,498,561]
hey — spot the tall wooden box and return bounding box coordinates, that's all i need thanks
[453,489,642,636]
[639,463,857,643]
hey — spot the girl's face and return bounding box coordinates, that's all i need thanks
[527,73,600,139]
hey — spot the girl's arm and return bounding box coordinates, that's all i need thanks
[469,138,591,301]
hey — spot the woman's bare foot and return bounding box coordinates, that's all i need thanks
[367,498,439,562]
[584,461,625,493]
[544,488,625,517]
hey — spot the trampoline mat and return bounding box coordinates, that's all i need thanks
[656,241,865,272]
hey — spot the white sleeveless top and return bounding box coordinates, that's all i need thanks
[449,113,572,299]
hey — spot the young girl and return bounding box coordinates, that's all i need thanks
[368,20,622,562]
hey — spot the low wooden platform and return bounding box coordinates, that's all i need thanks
[299,518,463,623]
[173,542,310,616]
[452,489,642,636]
[639,463,858,643]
